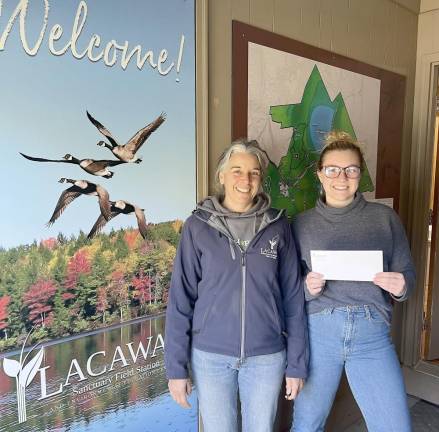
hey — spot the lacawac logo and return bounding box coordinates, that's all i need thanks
[2,331,44,423]
[260,234,279,259]
[1,330,165,424]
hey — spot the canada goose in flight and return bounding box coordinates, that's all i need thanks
[88,200,147,239]
[86,111,166,163]
[20,152,126,178]
[47,178,111,226]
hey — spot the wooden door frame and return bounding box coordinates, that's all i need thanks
[422,104,439,359]
[403,54,439,404]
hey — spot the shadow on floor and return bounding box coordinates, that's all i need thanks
[344,396,439,431]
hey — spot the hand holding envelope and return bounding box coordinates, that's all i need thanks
[373,272,406,297]
[310,250,383,282]
[305,272,326,296]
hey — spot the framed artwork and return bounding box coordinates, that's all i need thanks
[0,1,205,431]
[232,21,406,217]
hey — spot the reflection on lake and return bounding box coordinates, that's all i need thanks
[0,314,198,432]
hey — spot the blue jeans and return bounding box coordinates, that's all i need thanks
[292,306,411,432]
[191,348,286,432]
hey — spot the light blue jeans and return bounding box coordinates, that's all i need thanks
[292,306,412,432]
[191,348,286,432]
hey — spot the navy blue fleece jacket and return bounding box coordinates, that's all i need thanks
[164,203,308,379]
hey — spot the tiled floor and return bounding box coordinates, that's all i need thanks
[345,396,439,431]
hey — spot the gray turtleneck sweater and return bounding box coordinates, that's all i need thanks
[292,193,415,320]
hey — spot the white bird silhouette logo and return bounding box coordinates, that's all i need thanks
[269,236,279,250]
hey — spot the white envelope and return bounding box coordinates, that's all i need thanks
[310,250,383,282]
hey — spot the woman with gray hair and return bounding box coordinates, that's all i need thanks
[165,139,308,432]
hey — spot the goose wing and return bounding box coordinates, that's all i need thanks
[125,113,166,153]
[46,186,82,226]
[84,159,127,171]
[105,159,128,167]
[86,111,119,148]
[134,207,148,239]
[95,185,111,220]
[20,152,72,164]
[87,211,119,239]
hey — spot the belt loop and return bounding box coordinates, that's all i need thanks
[364,305,371,320]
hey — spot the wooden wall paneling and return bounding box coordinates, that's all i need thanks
[395,0,421,13]
[250,0,274,31]
[389,5,405,70]
[420,0,439,13]
[232,0,250,24]
[396,9,419,70]
[368,0,392,68]
[318,0,335,52]
[272,0,302,41]
[209,0,232,191]
[330,0,351,57]
[346,0,374,63]
[417,12,435,54]
[298,0,323,48]
[196,0,209,201]
[431,10,439,52]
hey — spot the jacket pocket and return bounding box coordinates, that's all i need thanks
[269,292,283,335]
[192,288,218,334]
[200,300,215,333]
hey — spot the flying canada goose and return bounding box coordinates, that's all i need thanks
[19,152,127,178]
[86,111,166,163]
[47,178,111,226]
[88,200,147,239]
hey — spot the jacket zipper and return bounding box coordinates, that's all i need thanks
[193,210,284,363]
[240,253,246,363]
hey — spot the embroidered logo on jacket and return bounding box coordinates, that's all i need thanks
[260,234,279,259]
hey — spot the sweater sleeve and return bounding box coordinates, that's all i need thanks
[164,219,202,379]
[279,220,308,378]
[388,211,416,302]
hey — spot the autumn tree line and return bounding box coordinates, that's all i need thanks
[0,221,183,352]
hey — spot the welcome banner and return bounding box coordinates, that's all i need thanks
[0,1,197,430]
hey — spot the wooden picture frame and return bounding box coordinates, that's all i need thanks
[232,21,406,212]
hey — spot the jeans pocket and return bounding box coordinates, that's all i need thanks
[368,306,391,327]
[309,307,333,317]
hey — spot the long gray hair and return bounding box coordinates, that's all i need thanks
[214,139,269,197]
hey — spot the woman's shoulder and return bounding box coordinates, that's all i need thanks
[362,200,399,220]
[181,211,209,232]
[291,207,319,225]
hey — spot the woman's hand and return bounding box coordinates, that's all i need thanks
[305,272,325,296]
[168,378,192,408]
[373,272,406,297]
[285,377,304,400]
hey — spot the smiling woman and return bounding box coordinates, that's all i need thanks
[216,141,264,213]
[165,139,308,432]
[291,131,415,432]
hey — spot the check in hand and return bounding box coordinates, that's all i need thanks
[168,378,192,408]
[373,272,406,297]
[285,377,304,400]
[305,272,325,296]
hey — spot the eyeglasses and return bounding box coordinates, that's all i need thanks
[322,165,361,179]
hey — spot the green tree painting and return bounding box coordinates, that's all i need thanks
[265,65,374,219]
